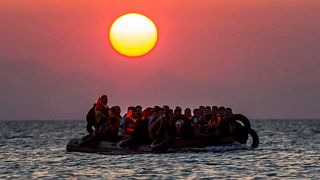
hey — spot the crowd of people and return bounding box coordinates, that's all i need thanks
[81,95,237,147]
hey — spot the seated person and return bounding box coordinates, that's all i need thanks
[85,95,109,134]
[122,108,138,136]
[191,108,200,128]
[118,106,135,137]
[81,95,110,146]
[184,108,192,120]
[101,106,121,141]
[212,106,218,116]
[170,107,192,139]
[136,105,143,119]
[225,107,233,119]
[199,106,213,125]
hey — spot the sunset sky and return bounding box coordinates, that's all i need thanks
[1,0,320,120]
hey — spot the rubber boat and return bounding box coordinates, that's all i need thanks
[67,137,257,154]
[66,114,259,154]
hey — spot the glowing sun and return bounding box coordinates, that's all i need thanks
[109,13,158,57]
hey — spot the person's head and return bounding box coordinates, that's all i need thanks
[128,106,135,112]
[174,106,182,115]
[158,108,165,116]
[204,106,212,115]
[184,108,192,117]
[218,106,226,116]
[226,107,232,113]
[100,95,108,105]
[199,106,204,116]
[193,108,200,117]
[142,107,153,120]
[152,106,161,116]
[163,105,170,111]
[136,105,142,117]
[212,106,218,114]
[136,105,142,112]
[111,106,121,116]
[131,107,138,119]
[165,109,173,118]
[153,106,161,111]
[225,107,233,118]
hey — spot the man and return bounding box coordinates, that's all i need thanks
[184,108,192,120]
[119,106,136,137]
[105,106,122,141]
[174,106,182,116]
[123,107,138,135]
[191,108,200,127]
[199,106,213,125]
[85,95,110,134]
[136,105,143,119]
[81,95,110,146]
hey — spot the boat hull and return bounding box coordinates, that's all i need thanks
[66,138,251,154]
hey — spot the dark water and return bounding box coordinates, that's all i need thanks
[0,120,319,179]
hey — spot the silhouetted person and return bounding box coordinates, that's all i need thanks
[85,95,109,134]
[184,108,192,120]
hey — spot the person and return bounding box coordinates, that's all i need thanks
[199,106,213,125]
[148,106,161,127]
[184,108,192,120]
[85,103,97,134]
[136,105,143,119]
[218,106,226,117]
[85,95,110,134]
[81,95,110,146]
[171,107,191,138]
[208,111,222,129]
[118,106,135,137]
[119,107,154,148]
[225,107,233,119]
[199,106,205,117]
[212,106,218,116]
[174,106,182,116]
[122,107,138,136]
[191,108,200,127]
[134,107,153,143]
[102,106,121,141]
[95,95,110,127]
[163,105,170,112]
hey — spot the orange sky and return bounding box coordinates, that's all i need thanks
[1,0,320,120]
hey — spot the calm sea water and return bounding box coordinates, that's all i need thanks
[0,119,319,179]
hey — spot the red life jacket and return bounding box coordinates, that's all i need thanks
[124,110,137,135]
[209,115,222,128]
[95,97,109,112]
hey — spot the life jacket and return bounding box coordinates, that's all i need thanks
[95,97,109,113]
[209,115,222,128]
[94,97,110,126]
[123,110,137,135]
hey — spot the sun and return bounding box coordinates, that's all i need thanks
[109,13,158,57]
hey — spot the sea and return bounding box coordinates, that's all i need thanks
[0,119,319,179]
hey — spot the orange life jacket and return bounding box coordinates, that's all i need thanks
[124,110,137,135]
[209,115,221,128]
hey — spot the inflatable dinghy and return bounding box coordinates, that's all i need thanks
[66,114,259,154]
[66,136,257,154]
